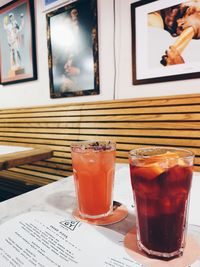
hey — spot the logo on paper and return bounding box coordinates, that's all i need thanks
[59,220,80,231]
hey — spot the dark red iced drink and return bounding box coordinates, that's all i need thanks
[129,147,194,258]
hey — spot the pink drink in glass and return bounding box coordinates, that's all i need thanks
[71,141,116,219]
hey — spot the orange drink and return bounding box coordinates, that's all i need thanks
[71,141,116,219]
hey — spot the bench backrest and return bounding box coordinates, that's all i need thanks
[0,93,199,185]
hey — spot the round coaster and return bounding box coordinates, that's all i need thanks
[124,225,200,267]
[73,201,128,226]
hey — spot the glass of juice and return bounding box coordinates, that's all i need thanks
[129,147,194,259]
[71,140,116,219]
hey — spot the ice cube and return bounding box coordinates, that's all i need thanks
[168,165,192,185]
[148,151,179,168]
[160,197,174,214]
[135,180,160,196]
[161,165,193,197]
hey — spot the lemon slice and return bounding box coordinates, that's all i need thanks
[134,163,165,180]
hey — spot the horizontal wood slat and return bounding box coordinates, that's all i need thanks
[1,105,200,119]
[0,170,59,186]
[1,113,200,122]
[0,93,200,115]
[0,128,199,138]
[1,121,200,130]
[0,121,200,130]
[1,93,200,186]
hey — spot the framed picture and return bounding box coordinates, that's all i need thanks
[43,0,75,12]
[0,0,37,85]
[131,0,200,85]
[46,0,99,98]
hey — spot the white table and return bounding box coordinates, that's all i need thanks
[0,164,199,267]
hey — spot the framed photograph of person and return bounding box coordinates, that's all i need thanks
[0,0,37,85]
[131,0,200,85]
[46,0,100,98]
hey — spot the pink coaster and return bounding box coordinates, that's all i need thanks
[124,226,200,267]
[73,201,128,225]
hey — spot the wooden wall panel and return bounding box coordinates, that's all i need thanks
[0,93,200,185]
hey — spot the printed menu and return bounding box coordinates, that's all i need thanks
[0,211,143,267]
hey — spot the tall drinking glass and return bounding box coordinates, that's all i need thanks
[71,140,116,219]
[129,147,194,258]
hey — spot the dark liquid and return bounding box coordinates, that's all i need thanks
[130,164,193,253]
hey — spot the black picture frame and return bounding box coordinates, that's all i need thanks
[131,0,200,85]
[0,0,37,85]
[42,0,72,12]
[46,0,99,98]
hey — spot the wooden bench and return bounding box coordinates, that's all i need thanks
[0,93,200,188]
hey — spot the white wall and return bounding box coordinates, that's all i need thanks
[0,0,115,108]
[115,0,200,99]
[0,0,200,109]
